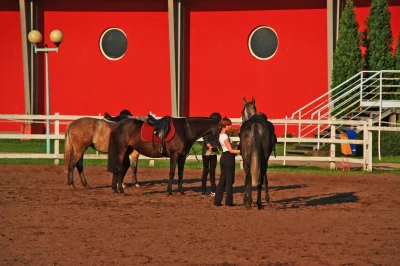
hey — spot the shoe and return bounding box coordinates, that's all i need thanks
[210,192,215,196]
[201,192,206,197]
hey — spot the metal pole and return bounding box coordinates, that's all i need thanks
[19,0,31,119]
[327,0,334,118]
[168,0,178,117]
[45,45,50,154]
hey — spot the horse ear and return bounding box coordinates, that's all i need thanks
[252,97,255,105]
[242,97,247,105]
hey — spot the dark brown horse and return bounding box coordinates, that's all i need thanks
[107,116,221,194]
[240,97,277,209]
[64,110,142,189]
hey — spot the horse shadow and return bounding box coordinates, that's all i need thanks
[273,192,359,209]
[232,183,309,194]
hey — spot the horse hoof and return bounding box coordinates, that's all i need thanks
[83,185,91,190]
[69,184,77,190]
[134,183,141,188]
[122,183,127,189]
[246,205,252,210]
[167,192,173,196]
[257,205,264,210]
[180,192,185,196]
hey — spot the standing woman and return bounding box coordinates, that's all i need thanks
[213,117,240,206]
[201,112,222,196]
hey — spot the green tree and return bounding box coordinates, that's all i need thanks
[395,35,400,100]
[331,0,363,116]
[395,34,400,69]
[363,0,395,99]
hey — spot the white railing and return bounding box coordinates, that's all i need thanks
[291,70,400,140]
[2,113,399,171]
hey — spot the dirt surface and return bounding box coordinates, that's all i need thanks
[1,165,400,265]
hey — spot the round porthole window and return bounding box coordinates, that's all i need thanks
[99,28,127,60]
[248,26,278,60]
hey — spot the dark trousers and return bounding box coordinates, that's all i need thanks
[214,152,236,206]
[201,155,217,194]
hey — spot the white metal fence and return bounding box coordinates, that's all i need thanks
[1,113,399,171]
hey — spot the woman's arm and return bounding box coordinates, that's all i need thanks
[224,139,240,154]
[203,135,212,150]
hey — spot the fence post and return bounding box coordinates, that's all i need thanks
[363,120,368,171]
[149,159,155,167]
[367,119,373,172]
[283,116,288,166]
[329,124,336,170]
[54,112,60,165]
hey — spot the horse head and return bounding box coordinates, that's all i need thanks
[241,97,257,122]
[209,112,222,140]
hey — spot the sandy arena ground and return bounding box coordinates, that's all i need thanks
[1,164,399,265]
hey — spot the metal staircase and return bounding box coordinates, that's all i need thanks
[289,70,400,154]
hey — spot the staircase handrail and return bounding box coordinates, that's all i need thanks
[310,71,381,119]
[291,72,363,119]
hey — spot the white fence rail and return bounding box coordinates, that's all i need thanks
[1,113,398,171]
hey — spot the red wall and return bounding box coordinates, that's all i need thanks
[184,0,328,121]
[38,0,171,121]
[0,1,26,132]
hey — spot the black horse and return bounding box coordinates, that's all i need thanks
[240,97,277,209]
[107,115,221,194]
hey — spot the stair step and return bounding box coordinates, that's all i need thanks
[286,150,308,155]
[286,150,329,156]
[293,144,316,150]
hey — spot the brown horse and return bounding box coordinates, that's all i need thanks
[64,110,142,189]
[240,97,277,209]
[107,115,221,194]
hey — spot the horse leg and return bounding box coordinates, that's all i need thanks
[256,169,265,210]
[177,156,186,195]
[68,149,85,190]
[117,153,129,194]
[256,183,263,210]
[119,153,130,193]
[242,162,252,209]
[264,171,273,207]
[111,173,118,193]
[167,155,178,196]
[111,153,125,194]
[67,160,76,190]
[76,155,89,189]
[130,150,141,188]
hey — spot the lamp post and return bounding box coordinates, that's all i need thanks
[28,29,64,154]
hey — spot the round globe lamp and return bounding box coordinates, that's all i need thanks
[28,30,43,45]
[50,30,64,47]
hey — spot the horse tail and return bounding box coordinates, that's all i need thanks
[273,132,277,158]
[250,124,262,186]
[63,124,74,174]
[107,133,118,173]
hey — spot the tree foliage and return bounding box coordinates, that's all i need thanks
[363,0,394,71]
[396,34,400,70]
[331,0,363,117]
[396,35,400,100]
[331,0,363,89]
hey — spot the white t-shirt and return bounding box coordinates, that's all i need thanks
[219,133,233,152]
